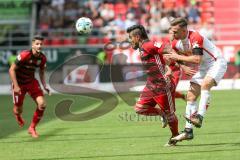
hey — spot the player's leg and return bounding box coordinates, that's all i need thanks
[171,82,200,141]
[28,96,46,138]
[28,80,46,138]
[182,70,203,130]
[13,105,25,127]
[192,58,227,127]
[184,82,201,127]
[135,86,167,127]
[12,84,26,127]
[154,90,179,146]
[155,92,179,137]
[135,86,164,116]
[135,99,163,116]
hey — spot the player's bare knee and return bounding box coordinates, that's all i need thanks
[201,82,213,90]
[201,77,215,90]
[187,83,200,101]
[186,94,197,102]
[134,106,143,114]
[134,104,146,114]
[38,101,46,110]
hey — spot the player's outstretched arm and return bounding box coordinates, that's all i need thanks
[39,68,50,95]
[9,63,21,94]
[165,52,202,64]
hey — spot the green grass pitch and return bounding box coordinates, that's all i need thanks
[0,90,240,160]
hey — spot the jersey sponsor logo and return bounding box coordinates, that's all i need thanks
[17,55,21,61]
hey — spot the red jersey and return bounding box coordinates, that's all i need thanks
[15,50,47,85]
[140,40,175,94]
[161,36,181,73]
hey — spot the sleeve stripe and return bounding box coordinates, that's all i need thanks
[203,48,217,61]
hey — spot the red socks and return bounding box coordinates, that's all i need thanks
[30,107,45,128]
[13,106,25,127]
[167,114,179,137]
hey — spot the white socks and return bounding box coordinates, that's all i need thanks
[198,90,210,117]
[185,101,197,129]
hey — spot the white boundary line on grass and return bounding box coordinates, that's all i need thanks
[1,79,240,95]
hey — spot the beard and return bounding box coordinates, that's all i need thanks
[33,48,41,57]
[132,43,139,50]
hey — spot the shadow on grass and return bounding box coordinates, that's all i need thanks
[2,131,240,144]
[178,142,240,147]
[0,94,117,139]
[24,148,240,160]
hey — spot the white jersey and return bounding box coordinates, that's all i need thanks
[172,29,223,69]
[172,29,227,85]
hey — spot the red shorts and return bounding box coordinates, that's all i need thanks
[136,85,176,114]
[12,79,43,106]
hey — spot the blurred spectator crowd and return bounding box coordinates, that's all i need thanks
[37,0,214,45]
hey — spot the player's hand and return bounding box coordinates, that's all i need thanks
[44,87,51,96]
[164,52,180,61]
[14,86,21,94]
[180,65,196,76]
[165,66,173,78]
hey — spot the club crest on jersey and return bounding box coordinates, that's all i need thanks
[37,60,41,65]
[192,41,200,48]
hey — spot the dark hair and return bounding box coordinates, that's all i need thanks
[126,24,148,39]
[32,35,44,41]
[170,17,188,27]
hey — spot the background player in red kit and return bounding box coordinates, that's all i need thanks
[9,35,50,138]
[164,29,188,101]
[126,25,179,146]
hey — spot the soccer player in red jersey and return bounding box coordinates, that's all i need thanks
[126,25,179,146]
[9,35,50,138]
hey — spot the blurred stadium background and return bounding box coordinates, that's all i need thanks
[0,0,240,93]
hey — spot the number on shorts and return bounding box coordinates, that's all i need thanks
[15,95,18,103]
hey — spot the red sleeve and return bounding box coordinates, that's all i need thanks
[190,31,204,49]
[142,41,165,55]
[171,39,179,51]
[154,41,165,54]
[40,55,47,70]
[15,50,30,65]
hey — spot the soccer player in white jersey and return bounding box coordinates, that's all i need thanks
[165,17,227,141]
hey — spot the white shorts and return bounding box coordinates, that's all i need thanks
[191,58,227,86]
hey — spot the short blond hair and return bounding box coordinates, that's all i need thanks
[170,17,188,27]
